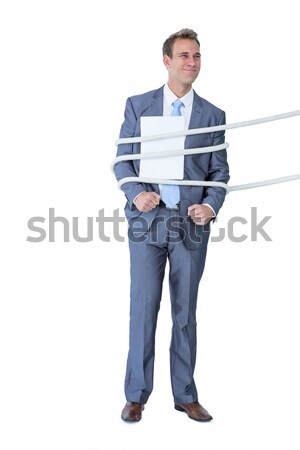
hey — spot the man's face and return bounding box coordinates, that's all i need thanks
[163,38,201,87]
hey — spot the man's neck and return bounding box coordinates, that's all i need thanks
[167,81,192,98]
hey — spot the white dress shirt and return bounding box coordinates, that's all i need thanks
[163,82,194,126]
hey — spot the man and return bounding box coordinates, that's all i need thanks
[114,29,230,422]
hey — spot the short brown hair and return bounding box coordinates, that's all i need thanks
[162,28,200,57]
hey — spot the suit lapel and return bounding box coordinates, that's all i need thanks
[185,91,203,149]
[150,89,163,195]
[137,87,164,195]
[149,86,164,116]
[134,87,163,137]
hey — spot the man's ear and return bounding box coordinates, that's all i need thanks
[163,54,171,69]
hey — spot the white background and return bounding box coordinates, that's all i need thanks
[1,1,300,449]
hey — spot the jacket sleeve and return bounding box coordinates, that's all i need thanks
[201,110,230,215]
[113,97,147,209]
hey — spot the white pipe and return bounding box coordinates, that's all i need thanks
[118,174,300,194]
[115,109,300,145]
[113,109,300,194]
[111,143,229,171]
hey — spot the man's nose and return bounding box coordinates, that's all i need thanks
[187,57,196,66]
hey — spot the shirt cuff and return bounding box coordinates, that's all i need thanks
[133,191,146,205]
[202,203,216,217]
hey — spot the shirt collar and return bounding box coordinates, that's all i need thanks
[163,83,194,108]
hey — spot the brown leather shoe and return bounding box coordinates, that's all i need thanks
[175,401,213,422]
[121,402,144,422]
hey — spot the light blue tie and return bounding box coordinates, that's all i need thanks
[161,99,183,208]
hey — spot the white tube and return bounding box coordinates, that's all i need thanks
[115,109,300,145]
[111,143,229,171]
[118,174,300,194]
[118,176,230,192]
[113,109,300,194]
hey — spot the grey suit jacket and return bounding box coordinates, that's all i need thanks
[114,86,230,249]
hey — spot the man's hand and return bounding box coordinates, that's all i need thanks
[188,204,214,225]
[134,192,160,212]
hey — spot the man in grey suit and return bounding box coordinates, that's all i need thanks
[114,28,230,422]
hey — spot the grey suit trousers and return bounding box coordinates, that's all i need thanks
[124,207,208,404]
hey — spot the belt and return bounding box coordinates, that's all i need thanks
[159,200,180,210]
